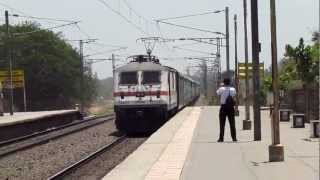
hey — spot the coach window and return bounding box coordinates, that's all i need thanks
[119,72,138,85]
[142,71,161,84]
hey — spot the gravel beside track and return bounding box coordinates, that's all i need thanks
[0,120,118,180]
[0,117,112,157]
[63,137,146,180]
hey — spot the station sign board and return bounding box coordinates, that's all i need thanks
[0,70,25,88]
[238,63,264,79]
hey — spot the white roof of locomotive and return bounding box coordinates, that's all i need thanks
[115,61,174,72]
[115,59,199,85]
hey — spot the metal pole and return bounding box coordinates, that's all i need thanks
[269,0,284,162]
[112,53,116,94]
[216,38,220,88]
[215,37,220,101]
[217,37,221,86]
[318,0,320,60]
[250,0,261,140]
[5,10,13,115]
[112,53,115,76]
[243,0,252,130]
[79,40,84,114]
[318,0,320,162]
[225,7,230,78]
[270,0,280,146]
[203,60,208,97]
[219,38,222,83]
[234,15,239,115]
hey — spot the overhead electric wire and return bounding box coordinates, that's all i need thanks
[174,42,201,47]
[155,10,223,22]
[97,0,148,35]
[160,56,213,61]
[121,0,157,36]
[13,21,80,36]
[156,20,224,35]
[11,14,77,23]
[9,14,91,41]
[101,0,178,55]
[121,0,147,22]
[0,2,29,16]
[173,46,216,55]
[0,4,78,27]
[84,47,127,57]
[187,38,226,46]
[92,42,127,48]
[75,24,91,39]
[156,22,175,52]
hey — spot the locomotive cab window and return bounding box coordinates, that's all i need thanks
[142,71,161,84]
[119,72,138,85]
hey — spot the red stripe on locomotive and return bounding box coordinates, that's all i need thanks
[114,91,169,97]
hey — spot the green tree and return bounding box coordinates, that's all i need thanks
[285,38,318,84]
[285,38,318,122]
[0,22,98,111]
[278,59,299,90]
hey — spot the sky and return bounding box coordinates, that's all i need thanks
[0,0,318,79]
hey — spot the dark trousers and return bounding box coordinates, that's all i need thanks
[219,105,237,141]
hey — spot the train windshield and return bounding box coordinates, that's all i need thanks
[142,71,161,84]
[119,72,138,85]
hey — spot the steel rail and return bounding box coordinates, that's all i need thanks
[0,114,114,147]
[0,115,115,157]
[48,135,126,180]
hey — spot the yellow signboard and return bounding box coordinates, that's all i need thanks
[0,70,24,76]
[0,75,24,82]
[238,72,264,79]
[238,63,264,79]
[0,70,25,88]
[2,81,24,88]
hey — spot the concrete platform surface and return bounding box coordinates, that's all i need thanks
[103,106,319,180]
[0,110,78,127]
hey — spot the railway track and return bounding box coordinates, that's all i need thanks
[0,114,115,157]
[47,135,127,180]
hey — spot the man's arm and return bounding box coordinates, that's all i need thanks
[231,87,237,97]
[216,87,222,95]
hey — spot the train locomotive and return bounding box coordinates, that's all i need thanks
[113,55,200,133]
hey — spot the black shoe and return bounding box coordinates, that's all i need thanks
[217,139,223,142]
[233,139,238,142]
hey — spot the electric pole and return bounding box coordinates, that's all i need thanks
[234,15,239,115]
[225,7,230,78]
[251,0,261,141]
[203,60,208,97]
[112,54,116,75]
[268,0,284,162]
[243,0,252,130]
[214,37,222,104]
[79,40,84,114]
[318,0,320,62]
[217,38,222,85]
[5,10,13,115]
[71,39,97,114]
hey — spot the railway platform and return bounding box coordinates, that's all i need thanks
[0,110,82,141]
[103,106,319,180]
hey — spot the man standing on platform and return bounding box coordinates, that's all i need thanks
[216,78,237,142]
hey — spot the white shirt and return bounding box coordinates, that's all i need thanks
[216,86,236,105]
